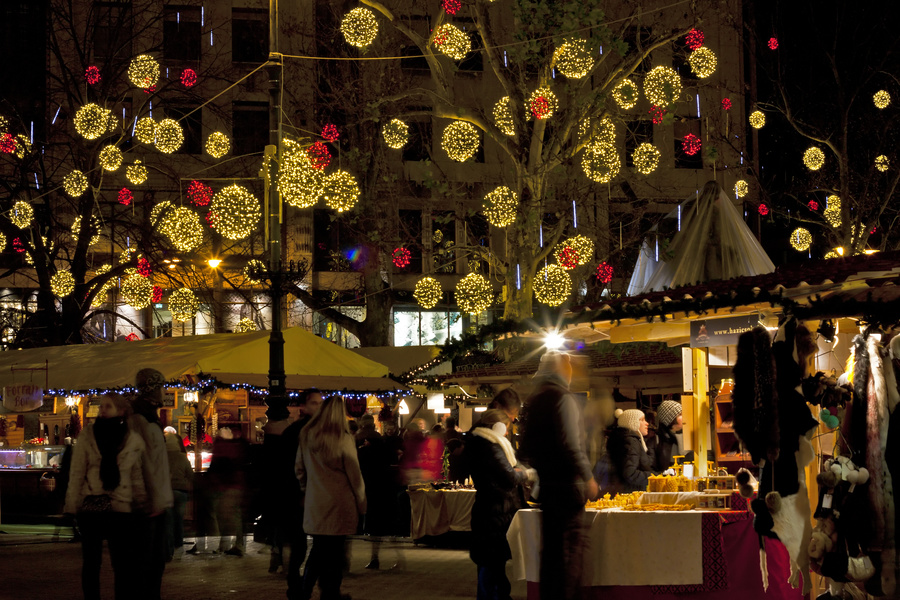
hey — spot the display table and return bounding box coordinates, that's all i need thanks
[407,488,476,539]
[508,508,804,600]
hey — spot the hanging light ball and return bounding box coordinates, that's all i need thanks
[734,179,749,198]
[824,207,842,228]
[688,46,717,78]
[85,65,102,85]
[90,264,115,307]
[528,87,559,120]
[126,160,148,185]
[13,134,31,159]
[322,170,361,213]
[790,227,812,251]
[278,153,325,209]
[803,146,825,170]
[482,186,518,227]
[559,235,594,267]
[685,29,704,51]
[767,37,779,50]
[135,117,156,144]
[643,66,682,106]
[874,90,891,109]
[236,318,257,333]
[149,286,161,304]
[758,203,769,216]
[0,133,15,154]
[649,105,667,124]
[823,248,844,260]
[442,121,480,162]
[205,132,230,158]
[63,170,90,197]
[875,155,890,172]
[169,288,200,322]
[595,262,614,284]
[320,123,339,142]
[632,143,661,175]
[71,215,102,246]
[98,145,123,171]
[243,259,266,285]
[9,200,33,229]
[749,110,766,129]
[826,194,841,211]
[210,184,261,239]
[187,180,214,206]
[582,142,620,183]
[722,98,732,111]
[455,273,492,314]
[556,246,579,269]
[553,39,593,79]
[533,264,572,307]
[50,271,76,297]
[414,276,443,309]
[382,118,410,149]
[0,232,5,251]
[74,103,111,140]
[121,272,154,309]
[136,257,152,277]
[492,97,515,136]
[307,141,331,170]
[151,201,175,236]
[392,247,411,268]
[431,23,470,60]
[612,79,638,109]
[162,206,204,252]
[340,7,379,48]
[155,118,184,153]
[128,54,160,88]
[682,133,701,156]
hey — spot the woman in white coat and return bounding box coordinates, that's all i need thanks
[64,394,148,600]
[295,396,366,600]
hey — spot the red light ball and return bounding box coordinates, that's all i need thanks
[85,66,102,85]
[595,262,614,284]
[721,98,732,111]
[181,68,197,88]
[321,123,339,142]
[307,141,332,170]
[682,133,701,156]
[758,204,769,216]
[685,29,704,51]
[118,188,133,206]
[392,247,411,268]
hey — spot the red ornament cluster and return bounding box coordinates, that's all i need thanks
[433,28,448,46]
[807,200,819,211]
[392,247,411,268]
[187,180,213,206]
[137,257,152,277]
[143,85,156,94]
[118,188,133,206]
[85,66,102,85]
[0,133,17,154]
[595,262,614,284]
[307,141,332,170]
[768,37,778,50]
[721,98,732,111]
[685,29,704,51]
[442,0,462,15]
[180,68,197,88]
[531,96,551,120]
[151,286,163,304]
[758,203,769,216]
[870,226,877,235]
[649,105,667,125]
[13,237,25,253]
[205,211,219,227]
[558,246,579,269]
[682,133,701,156]
[320,123,339,142]
[125,332,140,341]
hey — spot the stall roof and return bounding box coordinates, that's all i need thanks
[0,327,396,394]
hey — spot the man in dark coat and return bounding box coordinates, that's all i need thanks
[520,352,597,600]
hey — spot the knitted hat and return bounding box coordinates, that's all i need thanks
[657,400,683,428]
[615,408,645,433]
[533,351,572,384]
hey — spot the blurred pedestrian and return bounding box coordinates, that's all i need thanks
[520,352,597,600]
[163,426,192,560]
[65,394,148,600]
[207,426,250,556]
[357,414,404,570]
[296,396,366,600]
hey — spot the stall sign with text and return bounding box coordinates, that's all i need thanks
[2,384,44,412]
[690,315,758,348]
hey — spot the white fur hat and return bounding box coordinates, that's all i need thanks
[615,408,645,433]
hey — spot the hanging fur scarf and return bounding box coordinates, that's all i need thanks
[733,326,780,464]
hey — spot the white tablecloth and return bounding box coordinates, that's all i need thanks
[407,489,476,539]
[637,491,703,506]
[507,508,704,586]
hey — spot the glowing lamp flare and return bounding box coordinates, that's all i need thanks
[682,134,701,156]
[685,29,704,51]
[85,66,101,85]
[595,262,614,284]
[790,227,812,251]
[533,264,572,307]
[392,247,411,268]
[340,7,379,48]
[414,277,442,309]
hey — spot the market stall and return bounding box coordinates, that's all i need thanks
[408,486,476,539]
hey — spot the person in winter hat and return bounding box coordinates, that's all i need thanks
[654,401,683,471]
[607,408,654,494]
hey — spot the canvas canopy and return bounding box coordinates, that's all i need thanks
[0,327,395,396]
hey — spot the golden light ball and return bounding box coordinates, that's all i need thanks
[205,132,231,158]
[121,272,154,309]
[99,145,123,171]
[455,273,492,315]
[612,79,638,110]
[749,110,766,129]
[162,206,204,252]
[14,135,31,159]
[0,232,5,251]
[236,318,257,333]
[278,154,325,209]
[243,259,266,285]
[151,201,176,236]
[482,186,518,227]
[492,97,515,136]
[72,215,102,246]
[63,170,90,197]
[643,66,682,106]
[441,121,480,162]
[9,200,33,229]
[90,264,115,307]
[382,118,410,149]
[533,264,572,306]
[790,227,812,251]
[824,207,842,228]
[632,143,660,175]
[874,90,891,109]
[50,271,76,297]
[734,179,749,198]
[128,54,160,88]
[582,142,620,183]
[558,235,594,267]
[875,155,890,172]
[74,103,110,140]
[210,184,261,240]
[155,118,184,153]
[688,46,717,78]
[340,7,379,48]
[414,276,443,309]
[127,161,148,185]
[803,146,825,171]
[135,117,156,144]
[527,87,559,120]
[322,170,361,213]
[432,23,470,60]
[169,288,200,322]
[553,39,593,79]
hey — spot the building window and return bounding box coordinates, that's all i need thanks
[166,105,202,154]
[624,120,654,168]
[402,117,433,162]
[394,308,462,346]
[232,102,268,156]
[232,8,268,63]
[163,6,201,62]
[674,117,703,169]
[93,2,132,60]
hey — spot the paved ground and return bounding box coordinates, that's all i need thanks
[0,526,527,600]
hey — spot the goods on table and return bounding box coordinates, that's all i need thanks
[586,491,643,510]
[623,502,693,511]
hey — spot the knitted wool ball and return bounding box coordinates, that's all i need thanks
[615,408,645,432]
[657,400,683,427]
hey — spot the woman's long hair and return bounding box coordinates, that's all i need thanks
[300,395,350,466]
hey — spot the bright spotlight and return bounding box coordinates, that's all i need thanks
[544,330,565,351]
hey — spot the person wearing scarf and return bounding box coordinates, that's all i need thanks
[465,409,534,600]
[607,408,655,494]
[65,394,148,600]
